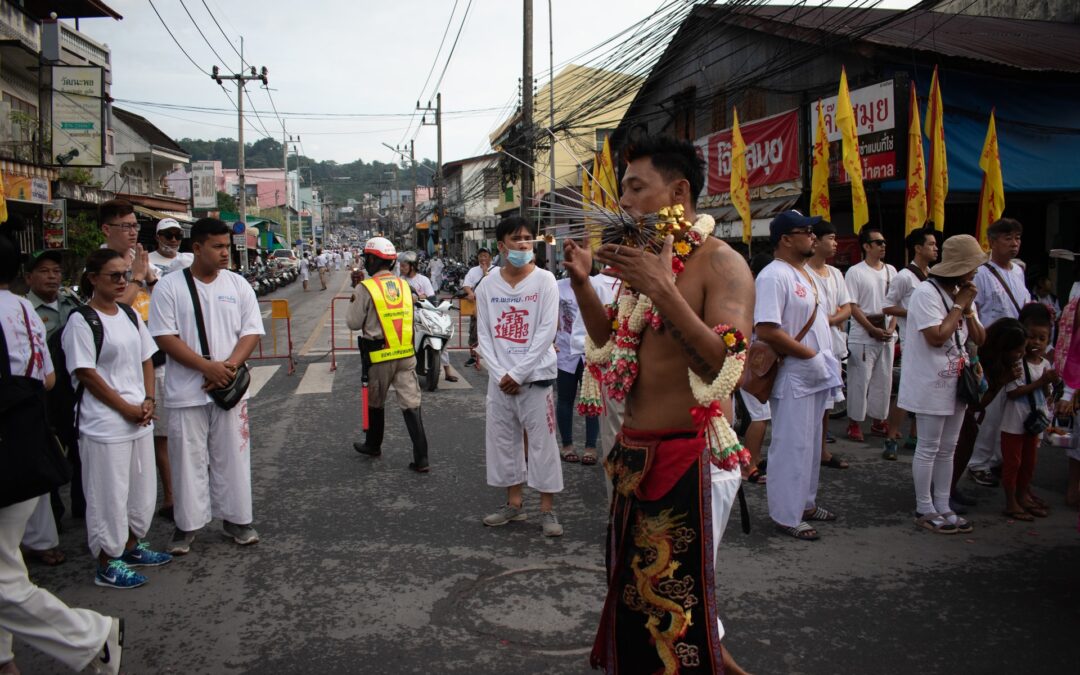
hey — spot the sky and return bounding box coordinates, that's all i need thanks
[77,1,918,167]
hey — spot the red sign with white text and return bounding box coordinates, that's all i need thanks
[699,109,800,196]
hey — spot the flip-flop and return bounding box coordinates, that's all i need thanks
[444,374,459,382]
[776,522,819,540]
[21,546,65,566]
[1003,510,1035,522]
[1022,504,1049,518]
[581,452,598,466]
[560,449,580,463]
[804,507,837,522]
[745,467,766,484]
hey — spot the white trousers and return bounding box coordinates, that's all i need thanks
[81,434,156,558]
[168,402,253,532]
[19,495,58,551]
[485,380,563,493]
[711,472,740,641]
[153,366,172,438]
[766,390,831,527]
[969,390,1005,472]
[739,388,772,422]
[913,411,966,515]
[847,342,894,422]
[599,395,626,504]
[0,498,111,671]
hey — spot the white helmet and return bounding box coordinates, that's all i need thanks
[363,236,396,260]
[398,250,418,265]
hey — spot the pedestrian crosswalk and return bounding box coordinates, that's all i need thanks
[245,361,474,400]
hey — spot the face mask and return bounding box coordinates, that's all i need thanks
[159,244,179,256]
[506,249,534,268]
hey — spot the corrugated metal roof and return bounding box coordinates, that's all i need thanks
[113,108,189,156]
[723,5,1080,75]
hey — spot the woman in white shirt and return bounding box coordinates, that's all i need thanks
[0,235,124,674]
[62,249,172,590]
[898,235,987,535]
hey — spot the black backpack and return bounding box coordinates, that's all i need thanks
[71,304,139,436]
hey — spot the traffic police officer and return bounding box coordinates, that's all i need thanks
[347,237,430,472]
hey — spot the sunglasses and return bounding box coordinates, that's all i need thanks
[868,239,887,246]
[786,229,814,237]
[98,270,133,284]
[159,231,183,241]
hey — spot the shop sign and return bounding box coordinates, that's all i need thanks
[50,65,105,167]
[3,173,52,204]
[42,199,66,249]
[697,109,801,196]
[192,161,217,209]
[809,79,898,184]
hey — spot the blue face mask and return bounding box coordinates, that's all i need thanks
[506,249,534,268]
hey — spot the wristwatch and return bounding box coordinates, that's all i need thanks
[951,303,963,313]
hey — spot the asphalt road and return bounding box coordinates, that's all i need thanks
[15,268,1080,674]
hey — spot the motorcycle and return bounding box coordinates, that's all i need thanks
[413,297,455,391]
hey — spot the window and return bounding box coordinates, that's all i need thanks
[595,129,614,152]
[740,88,766,122]
[2,93,37,143]
[711,92,727,132]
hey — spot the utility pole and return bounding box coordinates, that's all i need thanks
[283,126,300,251]
[410,139,417,239]
[212,54,268,272]
[548,0,556,266]
[418,94,443,253]
[521,0,534,219]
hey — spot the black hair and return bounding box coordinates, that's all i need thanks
[78,248,124,299]
[812,220,836,238]
[987,217,1022,239]
[98,199,134,226]
[979,318,1028,387]
[858,226,883,248]
[0,234,20,284]
[495,216,535,242]
[625,135,705,202]
[749,252,773,278]
[1018,301,1053,329]
[477,248,490,256]
[905,228,937,260]
[190,217,230,245]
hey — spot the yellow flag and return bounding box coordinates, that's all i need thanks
[581,164,601,251]
[581,168,592,208]
[976,109,1004,251]
[924,65,948,229]
[810,99,831,221]
[592,152,605,207]
[836,67,868,232]
[0,173,7,224]
[730,107,752,244]
[598,136,619,211]
[904,82,927,234]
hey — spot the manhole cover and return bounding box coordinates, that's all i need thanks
[454,564,606,652]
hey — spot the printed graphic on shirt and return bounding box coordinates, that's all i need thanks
[558,298,575,335]
[495,306,530,343]
[938,343,966,381]
[795,282,808,298]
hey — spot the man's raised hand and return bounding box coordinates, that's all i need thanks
[562,238,593,285]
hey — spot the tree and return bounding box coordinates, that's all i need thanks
[217,190,237,213]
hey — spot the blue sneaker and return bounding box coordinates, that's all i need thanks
[94,560,147,589]
[120,541,173,568]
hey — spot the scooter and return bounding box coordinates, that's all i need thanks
[413,297,455,391]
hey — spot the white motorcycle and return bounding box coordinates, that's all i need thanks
[413,298,455,391]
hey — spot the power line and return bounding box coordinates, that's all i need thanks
[397,0,461,146]
[202,0,246,66]
[429,0,475,99]
[111,98,508,119]
[147,0,209,75]
[178,0,231,66]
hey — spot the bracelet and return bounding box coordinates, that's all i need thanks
[712,324,748,354]
[144,396,155,403]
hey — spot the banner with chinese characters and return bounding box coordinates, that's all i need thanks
[191,161,218,209]
[809,79,897,184]
[698,109,800,196]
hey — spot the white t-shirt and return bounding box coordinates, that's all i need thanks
[0,290,52,382]
[556,278,584,373]
[475,266,558,384]
[754,261,842,399]
[464,264,497,291]
[897,281,975,416]
[810,264,851,360]
[148,270,265,408]
[1001,357,1050,435]
[148,251,193,278]
[62,308,157,442]
[845,261,898,345]
[974,260,1030,329]
[404,273,435,299]
[884,267,923,346]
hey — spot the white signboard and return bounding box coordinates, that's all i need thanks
[51,66,104,167]
[192,161,217,209]
[808,79,898,184]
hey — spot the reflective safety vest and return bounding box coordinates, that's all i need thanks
[360,275,415,363]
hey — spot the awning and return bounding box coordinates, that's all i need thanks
[702,195,801,241]
[133,205,195,224]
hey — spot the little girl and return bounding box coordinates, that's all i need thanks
[1000,303,1059,521]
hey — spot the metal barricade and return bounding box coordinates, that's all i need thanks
[328,295,357,372]
[251,299,295,374]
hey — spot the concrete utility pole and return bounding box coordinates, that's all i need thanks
[548,0,556,263]
[418,94,443,252]
[521,0,534,219]
[283,126,300,251]
[212,57,268,272]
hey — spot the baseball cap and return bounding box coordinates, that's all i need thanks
[156,218,182,233]
[28,249,63,271]
[769,210,822,244]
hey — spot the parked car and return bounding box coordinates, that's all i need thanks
[271,249,299,267]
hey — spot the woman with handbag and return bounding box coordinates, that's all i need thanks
[999,303,1058,520]
[62,249,173,589]
[898,235,987,534]
[0,235,124,674]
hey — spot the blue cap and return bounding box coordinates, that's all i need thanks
[769,210,822,243]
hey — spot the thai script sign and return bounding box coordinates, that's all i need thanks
[809,79,897,184]
[698,109,801,195]
[50,66,104,167]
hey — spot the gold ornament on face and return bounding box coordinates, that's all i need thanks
[655,204,691,238]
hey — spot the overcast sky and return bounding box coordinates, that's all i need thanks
[78,1,916,167]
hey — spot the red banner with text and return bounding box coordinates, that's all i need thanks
[700,109,800,196]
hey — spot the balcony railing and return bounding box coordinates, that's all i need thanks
[0,4,41,53]
[59,22,109,68]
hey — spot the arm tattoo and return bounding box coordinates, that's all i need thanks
[663,317,722,381]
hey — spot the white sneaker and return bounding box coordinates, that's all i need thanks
[541,511,564,537]
[86,617,123,675]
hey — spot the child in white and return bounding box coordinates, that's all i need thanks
[476,221,563,534]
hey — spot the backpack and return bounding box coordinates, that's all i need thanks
[71,304,139,436]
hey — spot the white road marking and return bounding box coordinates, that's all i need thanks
[247,365,280,399]
[295,362,335,395]
[261,308,272,318]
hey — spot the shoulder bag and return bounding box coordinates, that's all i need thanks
[865,264,892,331]
[929,281,981,405]
[0,305,71,507]
[739,265,819,404]
[183,269,251,410]
[1022,360,1051,436]
[983,262,1022,313]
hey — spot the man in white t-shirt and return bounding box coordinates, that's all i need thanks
[147,218,194,278]
[844,226,898,442]
[968,217,1031,486]
[881,227,939,460]
[99,199,155,309]
[428,256,444,294]
[463,248,496,368]
[476,218,563,537]
[755,212,843,541]
[315,248,329,290]
[149,218,265,555]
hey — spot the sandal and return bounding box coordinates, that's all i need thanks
[940,511,974,534]
[1022,504,1049,518]
[560,448,580,463]
[745,467,766,484]
[1002,509,1034,522]
[915,512,958,534]
[821,455,850,469]
[581,450,598,466]
[444,374,459,382]
[20,546,65,566]
[804,507,837,522]
[776,522,819,540]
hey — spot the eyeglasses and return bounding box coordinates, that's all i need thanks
[786,229,814,237]
[108,223,139,232]
[99,270,133,284]
[159,231,183,240]
[868,239,887,246]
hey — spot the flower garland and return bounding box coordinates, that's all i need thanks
[577,209,750,470]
